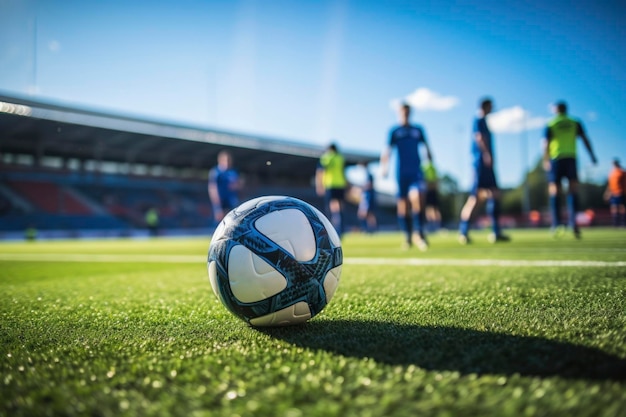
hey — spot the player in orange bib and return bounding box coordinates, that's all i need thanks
[604,158,626,227]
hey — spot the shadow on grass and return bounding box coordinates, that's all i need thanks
[261,320,626,381]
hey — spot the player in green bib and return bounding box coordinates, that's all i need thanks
[316,143,347,237]
[542,101,597,238]
[422,160,441,232]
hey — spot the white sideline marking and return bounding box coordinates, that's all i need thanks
[345,258,626,267]
[0,253,625,267]
[0,254,199,263]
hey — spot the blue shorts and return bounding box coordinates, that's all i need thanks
[425,189,439,207]
[396,173,424,198]
[325,188,345,201]
[471,164,498,196]
[219,196,239,213]
[609,195,625,206]
[548,157,578,184]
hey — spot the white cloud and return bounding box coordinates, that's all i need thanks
[487,106,547,134]
[390,87,460,112]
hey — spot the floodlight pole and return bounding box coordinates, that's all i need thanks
[521,115,530,219]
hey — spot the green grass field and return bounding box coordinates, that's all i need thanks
[1,229,625,417]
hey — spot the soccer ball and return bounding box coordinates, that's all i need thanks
[207,196,343,327]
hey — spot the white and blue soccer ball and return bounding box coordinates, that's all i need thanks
[207,196,342,327]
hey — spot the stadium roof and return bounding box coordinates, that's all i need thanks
[0,92,378,182]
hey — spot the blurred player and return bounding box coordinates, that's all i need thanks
[604,158,626,227]
[542,101,597,238]
[458,97,510,244]
[422,160,442,232]
[381,103,433,250]
[316,143,347,237]
[145,207,159,237]
[208,150,241,223]
[357,161,377,234]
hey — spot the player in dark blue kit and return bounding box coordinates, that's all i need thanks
[208,150,241,223]
[381,103,433,250]
[357,161,377,234]
[458,98,509,244]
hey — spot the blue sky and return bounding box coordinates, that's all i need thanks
[1,0,624,190]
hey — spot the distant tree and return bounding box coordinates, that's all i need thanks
[578,181,606,209]
[501,159,548,215]
[437,173,463,226]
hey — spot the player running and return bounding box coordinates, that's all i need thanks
[458,97,510,244]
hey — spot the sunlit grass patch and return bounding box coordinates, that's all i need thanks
[1,229,625,416]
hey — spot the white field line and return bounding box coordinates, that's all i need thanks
[0,253,625,267]
[345,258,626,267]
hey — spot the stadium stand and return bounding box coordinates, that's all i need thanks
[0,93,389,238]
[6,180,93,214]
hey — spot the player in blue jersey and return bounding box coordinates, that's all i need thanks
[381,103,433,250]
[458,97,510,244]
[208,150,241,223]
[357,161,377,234]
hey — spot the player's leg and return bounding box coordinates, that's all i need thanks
[486,187,510,242]
[357,198,368,232]
[459,168,480,243]
[431,194,442,231]
[484,188,498,236]
[408,186,427,250]
[566,180,580,238]
[481,166,506,241]
[396,178,413,247]
[366,210,377,232]
[548,181,562,231]
[425,205,433,231]
[609,199,618,227]
[548,158,565,234]
[609,195,624,227]
[564,159,580,238]
[396,197,412,247]
[458,195,476,244]
[425,189,441,232]
[364,193,377,233]
[327,189,344,237]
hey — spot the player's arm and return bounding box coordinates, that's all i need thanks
[380,147,391,178]
[421,129,433,163]
[315,164,325,197]
[577,122,597,165]
[207,171,223,220]
[381,130,396,178]
[475,130,492,167]
[542,126,551,171]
